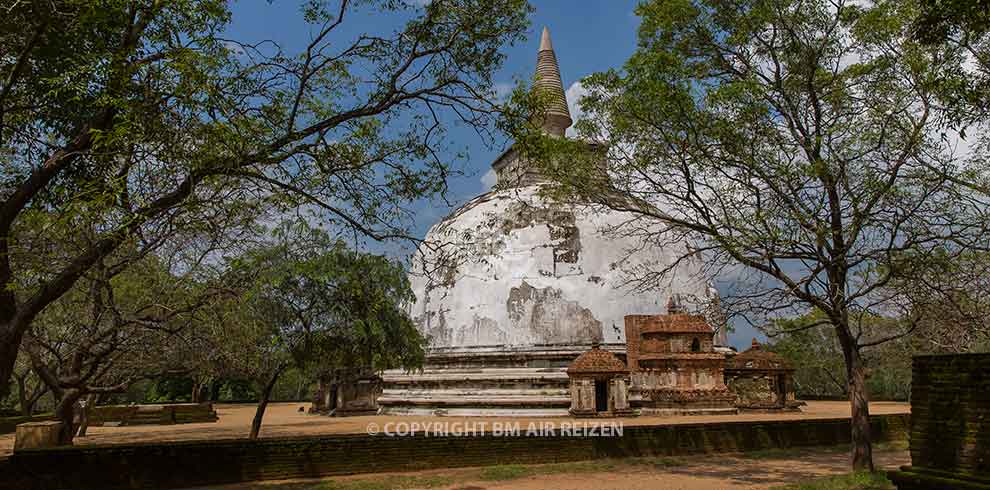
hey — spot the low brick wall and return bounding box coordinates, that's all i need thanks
[89,403,218,426]
[889,353,990,490]
[0,404,218,436]
[2,414,908,490]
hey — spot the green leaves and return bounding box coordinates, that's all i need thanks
[217,224,425,379]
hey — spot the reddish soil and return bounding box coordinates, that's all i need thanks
[0,400,909,456]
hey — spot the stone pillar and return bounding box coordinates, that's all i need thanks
[569,379,596,416]
[611,378,628,411]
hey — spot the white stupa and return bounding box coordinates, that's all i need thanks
[379,28,718,416]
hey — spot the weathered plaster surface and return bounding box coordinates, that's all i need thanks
[410,184,713,349]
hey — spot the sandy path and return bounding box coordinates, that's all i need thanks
[193,445,909,490]
[0,400,909,456]
[478,451,908,490]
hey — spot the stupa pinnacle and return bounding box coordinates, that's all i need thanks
[381,28,716,416]
[533,27,572,136]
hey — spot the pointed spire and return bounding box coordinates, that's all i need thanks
[539,26,553,52]
[533,27,572,136]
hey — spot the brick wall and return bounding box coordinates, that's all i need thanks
[1,414,908,490]
[910,353,990,475]
[889,353,990,490]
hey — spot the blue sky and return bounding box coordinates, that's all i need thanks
[227,1,763,349]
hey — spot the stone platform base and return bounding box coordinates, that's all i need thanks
[380,344,616,416]
[331,409,379,417]
[639,407,739,416]
[888,466,990,490]
[737,405,804,414]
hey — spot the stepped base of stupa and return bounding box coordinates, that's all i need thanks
[379,344,625,416]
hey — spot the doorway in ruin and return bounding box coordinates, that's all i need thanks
[595,380,608,412]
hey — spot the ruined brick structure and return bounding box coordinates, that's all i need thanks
[888,353,990,490]
[566,343,635,417]
[624,298,736,415]
[311,369,382,417]
[725,339,802,412]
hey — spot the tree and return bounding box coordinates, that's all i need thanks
[915,0,989,123]
[769,312,849,398]
[511,0,990,470]
[203,227,426,439]
[0,0,530,400]
[890,249,990,353]
[9,350,49,416]
[768,311,914,401]
[23,251,224,444]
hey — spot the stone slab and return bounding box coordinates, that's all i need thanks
[14,421,63,451]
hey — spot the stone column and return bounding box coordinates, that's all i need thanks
[569,378,596,416]
[611,378,629,411]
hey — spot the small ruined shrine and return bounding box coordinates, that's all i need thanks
[624,296,737,415]
[725,339,802,412]
[566,343,634,417]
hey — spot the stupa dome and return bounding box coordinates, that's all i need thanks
[407,30,714,351]
[384,27,719,417]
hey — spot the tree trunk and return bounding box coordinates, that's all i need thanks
[0,325,24,402]
[191,379,201,403]
[76,394,97,437]
[249,369,283,439]
[18,381,45,416]
[16,374,29,416]
[836,325,874,472]
[208,379,220,402]
[54,389,82,445]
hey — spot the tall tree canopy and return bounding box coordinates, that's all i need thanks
[511,0,990,470]
[202,226,426,438]
[0,0,530,399]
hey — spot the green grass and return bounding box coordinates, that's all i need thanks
[771,472,895,490]
[478,464,532,481]
[317,474,455,490]
[625,456,687,468]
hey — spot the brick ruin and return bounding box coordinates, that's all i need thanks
[566,343,635,418]
[624,297,737,415]
[888,353,990,490]
[725,339,803,412]
[310,368,382,417]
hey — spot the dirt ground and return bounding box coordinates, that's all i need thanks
[193,444,910,490]
[0,400,909,456]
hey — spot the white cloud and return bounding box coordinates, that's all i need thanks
[480,168,498,190]
[565,80,589,138]
[492,81,514,102]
